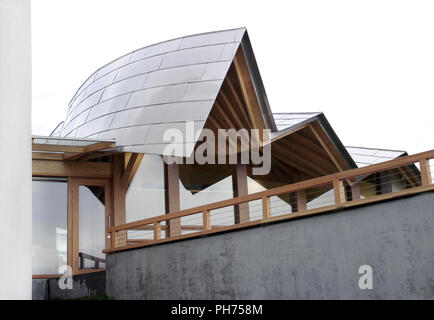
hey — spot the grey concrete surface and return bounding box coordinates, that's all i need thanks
[32,271,106,300]
[106,191,434,299]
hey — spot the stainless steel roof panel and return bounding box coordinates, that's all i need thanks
[182,80,224,101]
[201,61,233,80]
[179,29,241,49]
[273,112,322,131]
[87,94,131,122]
[98,125,150,146]
[345,146,406,167]
[163,101,214,122]
[220,43,240,61]
[126,84,189,109]
[76,114,115,138]
[143,64,206,88]
[94,53,132,81]
[159,44,225,69]
[115,55,163,82]
[59,28,247,156]
[84,71,117,100]
[130,39,183,63]
[110,105,169,129]
[100,74,147,101]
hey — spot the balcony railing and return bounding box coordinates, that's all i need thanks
[104,149,434,253]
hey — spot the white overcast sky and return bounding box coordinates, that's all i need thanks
[32,0,434,155]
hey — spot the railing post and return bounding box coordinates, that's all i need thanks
[420,158,432,186]
[111,230,116,248]
[334,179,346,205]
[203,210,211,231]
[154,221,161,240]
[262,197,271,219]
[296,190,307,212]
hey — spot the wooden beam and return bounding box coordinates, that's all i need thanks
[398,167,419,188]
[272,142,329,177]
[279,137,337,172]
[232,164,250,223]
[121,153,143,190]
[112,154,127,247]
[420,159,432,186]
[165,163,181,237]
[32,144,85,153]
[83,141,115,153]
[222,78,251,128]
[79,151,122,161]
[219,89,245,129]
[32,159,112,178]
[233,48,265,129]
[32,152,64,160]
[309,122,346,171]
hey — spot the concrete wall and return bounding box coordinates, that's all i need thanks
[106,191,434,299]
[32,271,106,300]
[0,0,32,300]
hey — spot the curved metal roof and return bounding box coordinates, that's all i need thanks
[58,28,247,156]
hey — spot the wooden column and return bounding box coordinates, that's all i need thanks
[420,159,432,186]
[262,197,271,219]
[375,171,392,195]
[165,163,181,237]
[232,164,250,224]
[296,190,307,212]
[333,179,346,205]
[351,183,361,201]
[67,178,79,273]
[112,154,126,247]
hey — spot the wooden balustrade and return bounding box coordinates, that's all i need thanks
[104,149,434,253]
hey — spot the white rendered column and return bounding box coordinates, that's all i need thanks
[0,0,32,300]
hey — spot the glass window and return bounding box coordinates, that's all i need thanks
[79,186,106,269]
[32,180,67,275]
[247,177,293,218]
[180,170,234,232]
[126,154,166,222]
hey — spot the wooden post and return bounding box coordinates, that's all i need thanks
[296,189,307,212]
[375,171,392,195]
[112,154,127,247]
[420,159,432,186]
[203,210,211,231]
[165,163,181,237]
[232,164,250,223]
[154,222,161,240]
[262,196,271,219]
[351,183,361,201]
[333,179,346,205]
[67,178,80,273]
[289,192,298,212]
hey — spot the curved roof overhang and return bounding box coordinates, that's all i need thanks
[52,27,361,191]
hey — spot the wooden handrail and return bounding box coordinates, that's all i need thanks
[106,149,433,251]
[79,252,105,269]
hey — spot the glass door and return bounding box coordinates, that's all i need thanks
[68,178,111,273]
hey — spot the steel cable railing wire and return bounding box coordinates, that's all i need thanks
[116,165,428,245]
